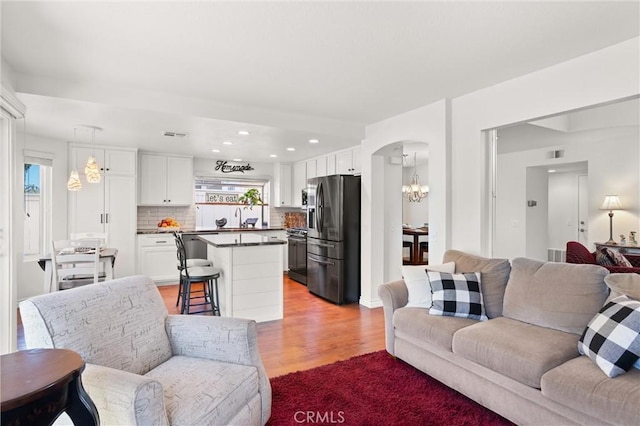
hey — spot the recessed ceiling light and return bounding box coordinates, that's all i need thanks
[237,130,250,136]
[233,158,243,162]
[223,141,232,145]
[270,154,278,158]
[286,147,295,151]
[548,169,556,173]
[309,139,319,144]
[211,149,220,153]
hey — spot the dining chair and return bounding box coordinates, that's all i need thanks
[70,232,108,247]
[403,240,414,263]
[51,239,105,290]
[173,233,221,315]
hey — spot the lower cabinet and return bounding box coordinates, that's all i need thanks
[137,234,178,283]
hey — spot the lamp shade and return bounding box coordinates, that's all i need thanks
[66,170,82,191]
[600,195,622,211]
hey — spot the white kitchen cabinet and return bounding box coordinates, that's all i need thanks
[71,144,136,176]
[316,156,327,177]
[138,153,193,206]
[273,163,292,206]
[326,153,336,175]
[336,146,361,175]
[292,161,307,207]
[137,234,178,283]
[69,146,137,278]
[306,159,317,180]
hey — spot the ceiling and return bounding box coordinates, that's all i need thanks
[2,1,639,163]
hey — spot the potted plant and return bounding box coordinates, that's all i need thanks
[238,188,263,210]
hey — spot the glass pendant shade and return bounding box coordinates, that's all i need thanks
[67,169,82,191]
[403,152,428,202]
[85,156,101,183]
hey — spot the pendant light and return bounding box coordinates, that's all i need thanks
[66,127,82,191]
[402,152,428,202]
[84,126,102,183]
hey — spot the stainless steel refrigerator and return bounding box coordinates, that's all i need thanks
[306,174,361,304]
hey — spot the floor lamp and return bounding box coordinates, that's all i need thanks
[600,195,623,245]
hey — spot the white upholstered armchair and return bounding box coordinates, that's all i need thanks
[19,275,271,425]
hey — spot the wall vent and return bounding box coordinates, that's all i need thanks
[547,248,566,262]
[163,131,189,138]
[548,149,565,159]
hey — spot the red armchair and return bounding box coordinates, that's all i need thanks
[565,241,640,273]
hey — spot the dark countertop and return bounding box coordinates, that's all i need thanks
[197,233,286,247]
[137,227,285,235]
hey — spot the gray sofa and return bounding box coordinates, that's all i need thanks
[379,250,639,425]
[20,275,271,425]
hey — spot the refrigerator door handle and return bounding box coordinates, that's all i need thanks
[316,181,324,233]
[308,254,334,266]
[308,240,335,248]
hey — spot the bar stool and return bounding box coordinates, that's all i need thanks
[403,240,414,263]
[173,233,213,307]
[174,234,221,315]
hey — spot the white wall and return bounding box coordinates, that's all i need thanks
[361,100,449,308]
[494,128,638,259]
[17,134,68,300]
[450,37,640,256]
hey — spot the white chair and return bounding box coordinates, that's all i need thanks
[52,239,105,290]
[70,232,108,247]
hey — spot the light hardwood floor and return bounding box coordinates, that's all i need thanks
[18,275,386,378]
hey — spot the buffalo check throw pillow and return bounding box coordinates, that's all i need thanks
[578,295,640,378]
[428,272,488,321]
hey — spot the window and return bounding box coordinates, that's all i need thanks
[23,154,52,259]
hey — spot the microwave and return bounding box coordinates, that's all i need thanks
[301,189,308,206]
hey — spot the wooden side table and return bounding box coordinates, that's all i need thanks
[1,348,99,426]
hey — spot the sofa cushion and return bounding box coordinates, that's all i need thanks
[145,355,259,425]
[442,250,510,318]
[452,317,580,388]
[393,307,478,351]
[502,258,609,335]
[578,295,640,378]
[605,273,640,300]
[541,356,640,426]
[428,272,487,321]
[403,262,456,308]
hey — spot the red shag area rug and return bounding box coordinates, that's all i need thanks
[267,350,514,426]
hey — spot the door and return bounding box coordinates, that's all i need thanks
[307,253,344,304]
[166,156,193,205]
[139,153,168,205]
[105,175,136,277]
[69,173,105,234]
[578,174,588,245]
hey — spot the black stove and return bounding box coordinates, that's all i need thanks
[286,228,307,284]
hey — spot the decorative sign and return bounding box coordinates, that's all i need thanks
[206,193,240,203]
[214,160,254,174]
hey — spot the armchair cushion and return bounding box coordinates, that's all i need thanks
[145,356,260,425]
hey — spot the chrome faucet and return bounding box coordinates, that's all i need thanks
[234,207,244,228]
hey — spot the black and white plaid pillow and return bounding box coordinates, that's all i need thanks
[428,272,487,321]
[578,295,640,378]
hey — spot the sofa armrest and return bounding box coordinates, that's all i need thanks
[81,364,169,426]
[378,280,409,356]
[165,315,271,424]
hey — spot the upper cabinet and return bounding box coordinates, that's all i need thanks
[306,159,317,180]
[326,153,336,175]
[336,146,361,175]
[273,163,292,207]
[292,161,307,207]
[138,153,193,206]
[71,145,136,176]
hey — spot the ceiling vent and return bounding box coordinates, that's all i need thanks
[163,131,189,138]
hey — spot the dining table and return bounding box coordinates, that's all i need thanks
[38,248,118,293]
[403,227,429,265]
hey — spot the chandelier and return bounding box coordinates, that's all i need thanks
[84,126,102,184]
[402,152,428,202]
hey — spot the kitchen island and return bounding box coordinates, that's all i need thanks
[198,233,286,323]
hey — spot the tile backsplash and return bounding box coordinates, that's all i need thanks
[137,206,196,229]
